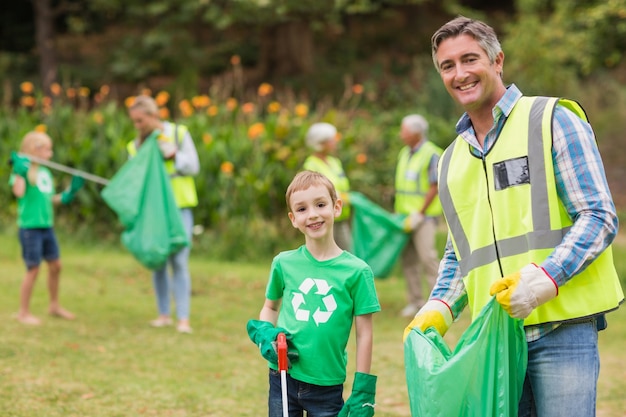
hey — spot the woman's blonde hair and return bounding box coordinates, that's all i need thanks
[129,95,159,116]
[20,131,52,154]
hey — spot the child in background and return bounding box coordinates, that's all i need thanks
[247,170,380,417]
[9,131,84,325]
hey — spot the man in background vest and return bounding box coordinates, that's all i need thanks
[128,95,200,334]
[404,16,624,417]
[394,114,443,318]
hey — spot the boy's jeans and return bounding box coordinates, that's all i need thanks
[268,369,343,417]
[152,208,193,320]
[519,319,599,417]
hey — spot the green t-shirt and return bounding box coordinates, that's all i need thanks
[9,167,55,228]
[265,245,381,386]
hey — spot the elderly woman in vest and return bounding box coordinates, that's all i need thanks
[127,95,200,334]
[302,122,352,251]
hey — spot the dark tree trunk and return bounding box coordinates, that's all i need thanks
[257,20,314,79]
[32,0,57,95]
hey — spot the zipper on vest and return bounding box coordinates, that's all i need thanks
[482,155,504,278]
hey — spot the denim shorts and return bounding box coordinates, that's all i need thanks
[19,228,60,269]
[268,369,344,417]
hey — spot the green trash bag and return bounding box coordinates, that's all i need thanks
[349,191,409,278]
[101,135,189,270]
[404,298,527,417]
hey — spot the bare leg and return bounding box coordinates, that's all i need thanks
[18,266,41,325]
[47,259,75,320]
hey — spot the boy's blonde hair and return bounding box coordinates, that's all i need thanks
[129,95,159,117]
[286,170,337,209]
[20,131,52,154]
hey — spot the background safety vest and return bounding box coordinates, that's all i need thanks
[303,155,351,222]
[438,96,623,326]
[394,141,443,216]
[127,124,198,208]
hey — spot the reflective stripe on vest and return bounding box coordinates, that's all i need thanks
[439,96,623,325]
[303,155,351,221]
[394,141,443,216]
[127,125,198,208]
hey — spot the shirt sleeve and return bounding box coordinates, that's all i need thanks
[540,105,618,285]
[429,234,468,319]
[173,127,200,176]
[428,153,439,185]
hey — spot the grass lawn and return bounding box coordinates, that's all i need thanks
[1,232,625,416]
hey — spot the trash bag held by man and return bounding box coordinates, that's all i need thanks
[349,191,409,278]
[101,135,189,269]
[404,298,527,417]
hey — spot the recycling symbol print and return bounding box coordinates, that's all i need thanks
[292,277,337,326]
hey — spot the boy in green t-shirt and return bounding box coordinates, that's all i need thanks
[9,131,84,325]
[247,170,380,417]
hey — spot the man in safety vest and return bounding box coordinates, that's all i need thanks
[128,95,200,334]
[394,114,443,318]
[405,16,624,417]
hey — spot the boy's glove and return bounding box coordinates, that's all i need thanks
[60,176,85,204]
[338,372,377,417]
[490,263,558,319]
[403,300,453,341]
[246,320,299,366]
[10,151,31,177]
[403,212,423,232]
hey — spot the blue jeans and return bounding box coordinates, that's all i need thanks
[268,369,344,417]
[518,319,599,417]
[152,208,193,320]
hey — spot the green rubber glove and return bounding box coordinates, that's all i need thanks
[246,319,299,366]
[338,372,377,417]
[60,176,85,204]
[10,151,31,177]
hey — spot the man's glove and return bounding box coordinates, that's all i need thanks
[10,151,31,178]
[246,319,299,366]
[403,212,424,233]
[489,263,558,319]
[60,176,85,204]
[338,372,377,417]
[403,300,453,342]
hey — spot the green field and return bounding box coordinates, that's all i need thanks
[1,233,624,417]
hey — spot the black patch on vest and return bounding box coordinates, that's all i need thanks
[493,156,530,190]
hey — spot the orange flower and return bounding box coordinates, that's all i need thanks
[141,88,152,96]
[66,88,77,99]
[242,102,255,114]
[226,98,238,111]
[41,96,52,107]
[267,101,281,113]
[92,112,104,125]
[352,84,364,94]
[35,124,47,133]
[124,96,136,108]
[179,99,193,118]
[230,55,241,66]
[20,81,34,94]
[220,161,234,175]
[294,103,308,118]
[20,96,36,107]
[335,132,342,142]
[192,95,210,108]
[159,107,170,119]
[100,85,110,96]
[155,91,170,106]
[79,87,90,97]
[258,83,273,97]
[247,122,265,140]
[202,133,213,145]
[207,105,219,116]
[50,83,62,96]
[356,153,368,164]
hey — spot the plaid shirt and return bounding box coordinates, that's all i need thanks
[433,84,618,341]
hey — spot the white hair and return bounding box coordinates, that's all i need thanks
[402,114,429,135]
[305,122,337,151]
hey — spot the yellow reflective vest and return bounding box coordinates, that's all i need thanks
[303,155,351,222]
[127,125,198,208]
[394,141,443,216]
[438,96,623,326]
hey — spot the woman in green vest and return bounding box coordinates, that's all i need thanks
[303,122,352,251]
[128,95,200,334]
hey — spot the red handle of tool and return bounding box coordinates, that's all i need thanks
[277,332,288,372]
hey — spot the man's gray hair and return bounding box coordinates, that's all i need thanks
[402,114,429,135]
[431,16,502,71]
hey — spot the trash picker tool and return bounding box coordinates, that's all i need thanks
[277,332,289,417]
[18,153,110,185]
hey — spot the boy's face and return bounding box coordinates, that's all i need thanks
[32,137,53,161]
[288,184,342,240]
